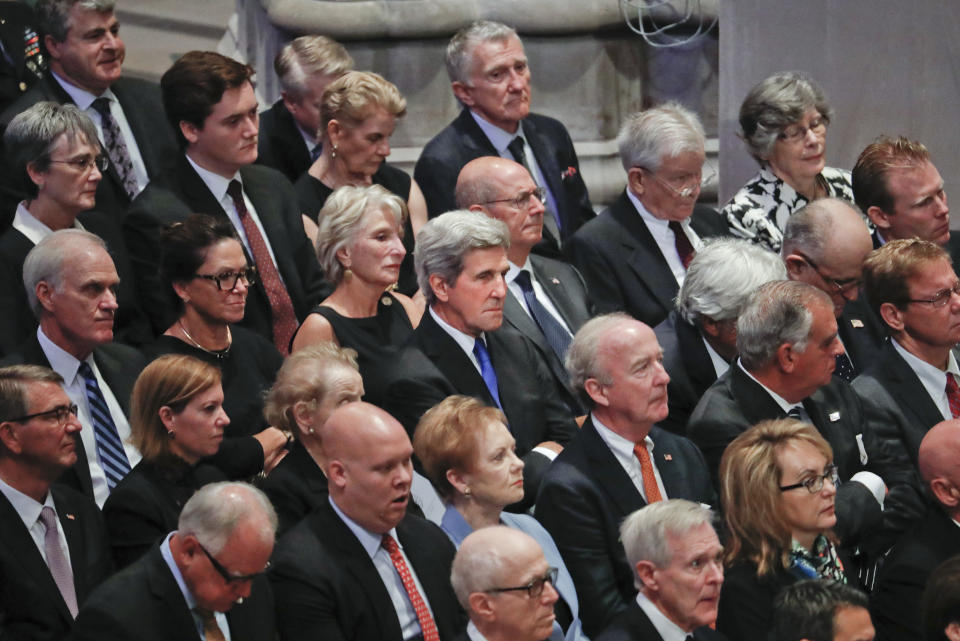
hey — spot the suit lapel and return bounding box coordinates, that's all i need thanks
[674,314,718,396]
[611,194,678,314]
[144,547,199,637]
[883,343,946,429]
[52,487,89,602]
[581,419,647,517]
[649,427,690,499]
[416,313,492,404]
[729,365,787,425]
[523,118,567,230]
[454,108,499,157]
[530,256,583,330]
[503,292,552,353]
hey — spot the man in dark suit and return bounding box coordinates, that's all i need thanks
[124,51,327,353]
[782,198,885,379]
[596,500,726,641]
[455,155,593,410]
[772,580,874,641]
[0,0,176,220]
[257,35,352,182]
[70,481,277,641]
[535,313,715,637]
[382,211,578,501]
[0,1,45,114]
[853,239,960,471]
[565,103,727,328]
[872,420,960,641]
[654,238,786,434]
[271,402,465,641]
[414,21,593,256]
[0,364,113,641]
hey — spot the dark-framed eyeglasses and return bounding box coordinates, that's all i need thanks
[47,154,110,173]
[5,403,78,426]
[199,542,270,584]
[194,267,258,291]
[779,463,839,494]
[794,252,861,295]
[487,567,558,599]
[778,116,828,143]
[904,281,960,309]
[483,186,547,210]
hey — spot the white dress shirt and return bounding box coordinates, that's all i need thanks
[506,259,573,335]
[636,591,689,641]
[159,533,231,641]
[0,477,71,568]
[626,189,703,287]
[11,202,85,244]
[592,414,667,502]
[701,336,730,379]
[892,338,960,421]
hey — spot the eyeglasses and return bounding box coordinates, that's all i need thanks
[47,154,110,173]
[487,567,558,599]
[483,186,547,210]
[194,267,258,291]
[639,165,716,199]
[5,403,78,426]
[779,463,838,493]
[795,252,861,295]
[904,281,960,309]
[779,117,828,143]
[199,542,271,584]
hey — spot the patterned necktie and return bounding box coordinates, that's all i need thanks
[382,534,440,641]
[77,361,130,489]
[946,374,960,419]
[514,270,572,361]
[39,506,78,618]
[226,180,298,355]
[507,135,562,244]
[668,220,696,269]
[472,337,502,410]
[91,97,138,199]
[633,442,663,503]
[787,404,811,423]
[195,608,227,641]
[834,351,856,382]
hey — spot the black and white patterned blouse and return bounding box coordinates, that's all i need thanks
[721,166,854,252]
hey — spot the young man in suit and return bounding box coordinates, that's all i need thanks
[271,402,464,641]
[0,364,112,641]
[596,500,726,641]
[772,580,875,641]
[565,103,727,328]
[70,482,277,641]
[414,20,593,255]
[535,313,715,638]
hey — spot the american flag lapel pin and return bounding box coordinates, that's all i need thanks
[664,454,673,461]
[552,278,560,285]
[65,514,75,520]
[851,319,864,328]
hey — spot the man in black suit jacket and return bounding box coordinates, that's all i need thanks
[414,21,593,255]
[455,156,594,410]
[535,314,715,638]
[271,402,464,641]
[565,104,727,328]
[782,198,885,379]
[257,35,352,182]
[654,238,786,434]
[0,364,113,641]
[70,482,277,641]
[123,51,327,352]
[382,211,578,501]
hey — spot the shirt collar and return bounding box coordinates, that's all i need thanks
[185,153,241,201]
[469,110,525,155]
[0,474,54,533]
[12,202,85,246]
[892,337,960,389]
[592,413,654,459]
[160,532,197,610]
[51,70,115,107]
[736,359,798,414]
[439,504,473,547]
[506,257,534,285]
[37,326,90,384]
[328,495,399,559]
[466,621,489,641]
[701,335,730,378]
[635,590,691,640]
[429,306,481,356]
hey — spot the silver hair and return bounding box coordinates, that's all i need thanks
[414,210,509,307]
[445,20,519,85]
[23,229,107,319]
[36,0,116,42]
[620,500,716,590]
[617,102,705,173]
[780,198,864,262]
[178,481,277,554]
[450,526,534,610]
[737,280,832,370]
[678,238,787,325]
[4,101,101,199]
[565,312,633,409]
[738,71,834,164]
[274,35,353,99]
[315,184,407,285]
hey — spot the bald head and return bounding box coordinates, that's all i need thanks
[919,419,960,516]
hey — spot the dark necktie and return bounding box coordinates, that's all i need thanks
[310,142,322,162]
[39,506,77,617]
[946,374,960,419]
[91,97,138,199]
[472,337,503,409]
[514,270,572,361]
[668,220,696,269]
[78,361,130,489]
[507,135,562,244]
[382,534,440,641]
[787,404,811,423]
[226,180,298,355]
[834,351,856,382]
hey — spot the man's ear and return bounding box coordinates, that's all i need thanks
[866,205,893,231]
[584,377,609,408]
[945,621,960,641]
[451,81,474,107]
[468,591,495,621]
[627,167,645,197]
[44,35,63,62]
[634,560,657,592]
[878,301,905,333]
[700,316,722,340]
[0,421,22,455]
[35,281,56,314]
[783,254,809,281]
[930,477,960,508]
[179,120,201,146]
[776,342,796,373]
[428,273,451,303]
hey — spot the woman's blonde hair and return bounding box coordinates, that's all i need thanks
[320,70,406,137]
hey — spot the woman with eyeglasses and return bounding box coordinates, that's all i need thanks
[413,395,587,641]
[722,71,855,252]
[717,418,854,641]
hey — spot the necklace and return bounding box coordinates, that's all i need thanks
[177,319,232,360]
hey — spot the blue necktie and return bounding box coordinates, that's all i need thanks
[514,270,573,361]
[472,337,503,410]
[78,361,130,489]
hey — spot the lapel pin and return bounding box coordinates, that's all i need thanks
[851,319,864,328]
[664,453,673,461]
[829,411,840,422]
[551,278,560,285]
[65,514,75,520]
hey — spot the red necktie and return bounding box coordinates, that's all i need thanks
[668,220,696,269]
[946,374,960,419]
[382,534,440,641]
[633,442,663,503]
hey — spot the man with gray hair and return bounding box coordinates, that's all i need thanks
[653,237,786,434]
[70,481,277,641]
[414,20,593,255]
[451,526,561,641]
[566,102,728,328]
[383,210,577,502]
[596,500,725,641]
[257,35,353,182]
[535,313,714,637]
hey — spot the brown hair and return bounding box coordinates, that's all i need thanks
[862,238,950,321]
[852,136,932,214]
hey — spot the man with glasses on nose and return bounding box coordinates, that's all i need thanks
[566,103,727,329]
[0,364,113,641]
[71,481,277,641]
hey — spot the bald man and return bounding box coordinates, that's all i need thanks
[872,420,960,641]
[270,402,464,641]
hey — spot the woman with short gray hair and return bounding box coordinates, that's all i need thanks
[722,72,854,253]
